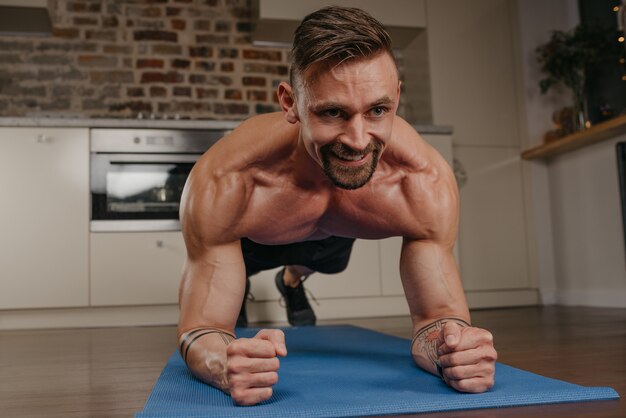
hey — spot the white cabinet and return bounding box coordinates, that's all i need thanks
[454,147,529,291]
[380,237,403,296]
[426,0,534,299]
[0,128,89,309]
[256,0,426,27]
[90,231,186,306]
[427,0,521,148]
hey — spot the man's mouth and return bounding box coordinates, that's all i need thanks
[332,152,370,166]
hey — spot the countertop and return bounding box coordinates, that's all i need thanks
[522,114,626,160]
[0,116,453,134]
[0,117,240,130]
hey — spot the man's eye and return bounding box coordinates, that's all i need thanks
[370,107,387,117]
[324,108,342,118]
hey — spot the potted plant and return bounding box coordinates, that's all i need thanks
[536,24,621,131]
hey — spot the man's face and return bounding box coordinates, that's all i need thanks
[293,52,400,190]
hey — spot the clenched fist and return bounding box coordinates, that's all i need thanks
[226,329,287,405]
[437,322,497,393]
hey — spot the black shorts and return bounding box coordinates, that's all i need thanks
[241,236,356,277]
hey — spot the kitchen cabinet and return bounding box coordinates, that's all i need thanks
[255,0,426,28]
[90,231,186,306]
[0,128,89,309]
[426,0,536,302]
[454,146,529,291]
[427,0,520,148]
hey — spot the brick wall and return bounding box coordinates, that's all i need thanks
[0,0,431,123]
[0,0,288,119]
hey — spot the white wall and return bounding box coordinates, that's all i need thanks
[547,134,626,307]
[514,0,580,304]
[517,0,626,307]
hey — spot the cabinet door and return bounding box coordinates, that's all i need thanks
[90,231,186,306]
[0,128,89,309]
[455,146,529,290]
[380,237,403,296]
[427,0,521,147]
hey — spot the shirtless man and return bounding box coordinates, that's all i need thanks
[177,6,497,406]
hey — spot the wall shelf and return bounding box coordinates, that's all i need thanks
[521,114,626,161]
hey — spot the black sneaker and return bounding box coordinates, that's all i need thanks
[236,277,251,328]
[275,268,316,326]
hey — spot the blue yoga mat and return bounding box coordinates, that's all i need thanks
[136,325,619,417]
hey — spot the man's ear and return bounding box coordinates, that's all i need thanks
[277,81,299,124]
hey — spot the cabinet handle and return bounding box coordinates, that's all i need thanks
[156,240,164,248]
[36,134,52,144]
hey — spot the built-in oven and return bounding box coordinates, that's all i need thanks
[90,128,229,232]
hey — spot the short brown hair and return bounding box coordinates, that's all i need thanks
[290,6,394,86]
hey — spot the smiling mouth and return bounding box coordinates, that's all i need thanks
[332,152,370,166]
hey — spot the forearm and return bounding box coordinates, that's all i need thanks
[178,327,236,392]
[410,317,470,376]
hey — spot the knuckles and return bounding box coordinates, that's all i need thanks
[231,387,273,406]
[444,367,464,380]
[226,360,245,375]
[227,372,244,387]
[256,328,285,342]
[230,388,245,402]
[266,371,279,385]
[481,330,494,344]
[485,347,498,362]
[226,338,246,356]
[453,378,494,394]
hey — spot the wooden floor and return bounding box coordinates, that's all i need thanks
[0,306,623,417]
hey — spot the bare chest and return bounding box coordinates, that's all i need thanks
[240,182,419,244]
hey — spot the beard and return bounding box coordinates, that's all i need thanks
[319,141,382,190]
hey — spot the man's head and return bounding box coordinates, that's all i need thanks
[278,6,401,190]
[289,6,395,89]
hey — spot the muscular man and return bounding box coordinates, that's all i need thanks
[177,6,497,406]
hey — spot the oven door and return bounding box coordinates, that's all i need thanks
[90,153,198,231]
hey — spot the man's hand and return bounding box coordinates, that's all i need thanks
[226,329,287,406]
[437,322,497,393]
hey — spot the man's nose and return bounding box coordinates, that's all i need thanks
[340,116,370,152]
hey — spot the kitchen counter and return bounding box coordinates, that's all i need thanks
[0,117,240,130]
[0,117,452,134]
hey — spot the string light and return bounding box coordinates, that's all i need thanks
[617,2,626,81]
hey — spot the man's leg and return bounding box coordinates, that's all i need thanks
[240,236,355,327]
[283,265,315,286]
[275,265,317,326]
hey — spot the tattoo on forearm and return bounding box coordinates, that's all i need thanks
[410,318,470,377]
[179,327,235,363]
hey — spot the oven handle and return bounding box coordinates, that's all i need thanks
[103,153,200,164]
